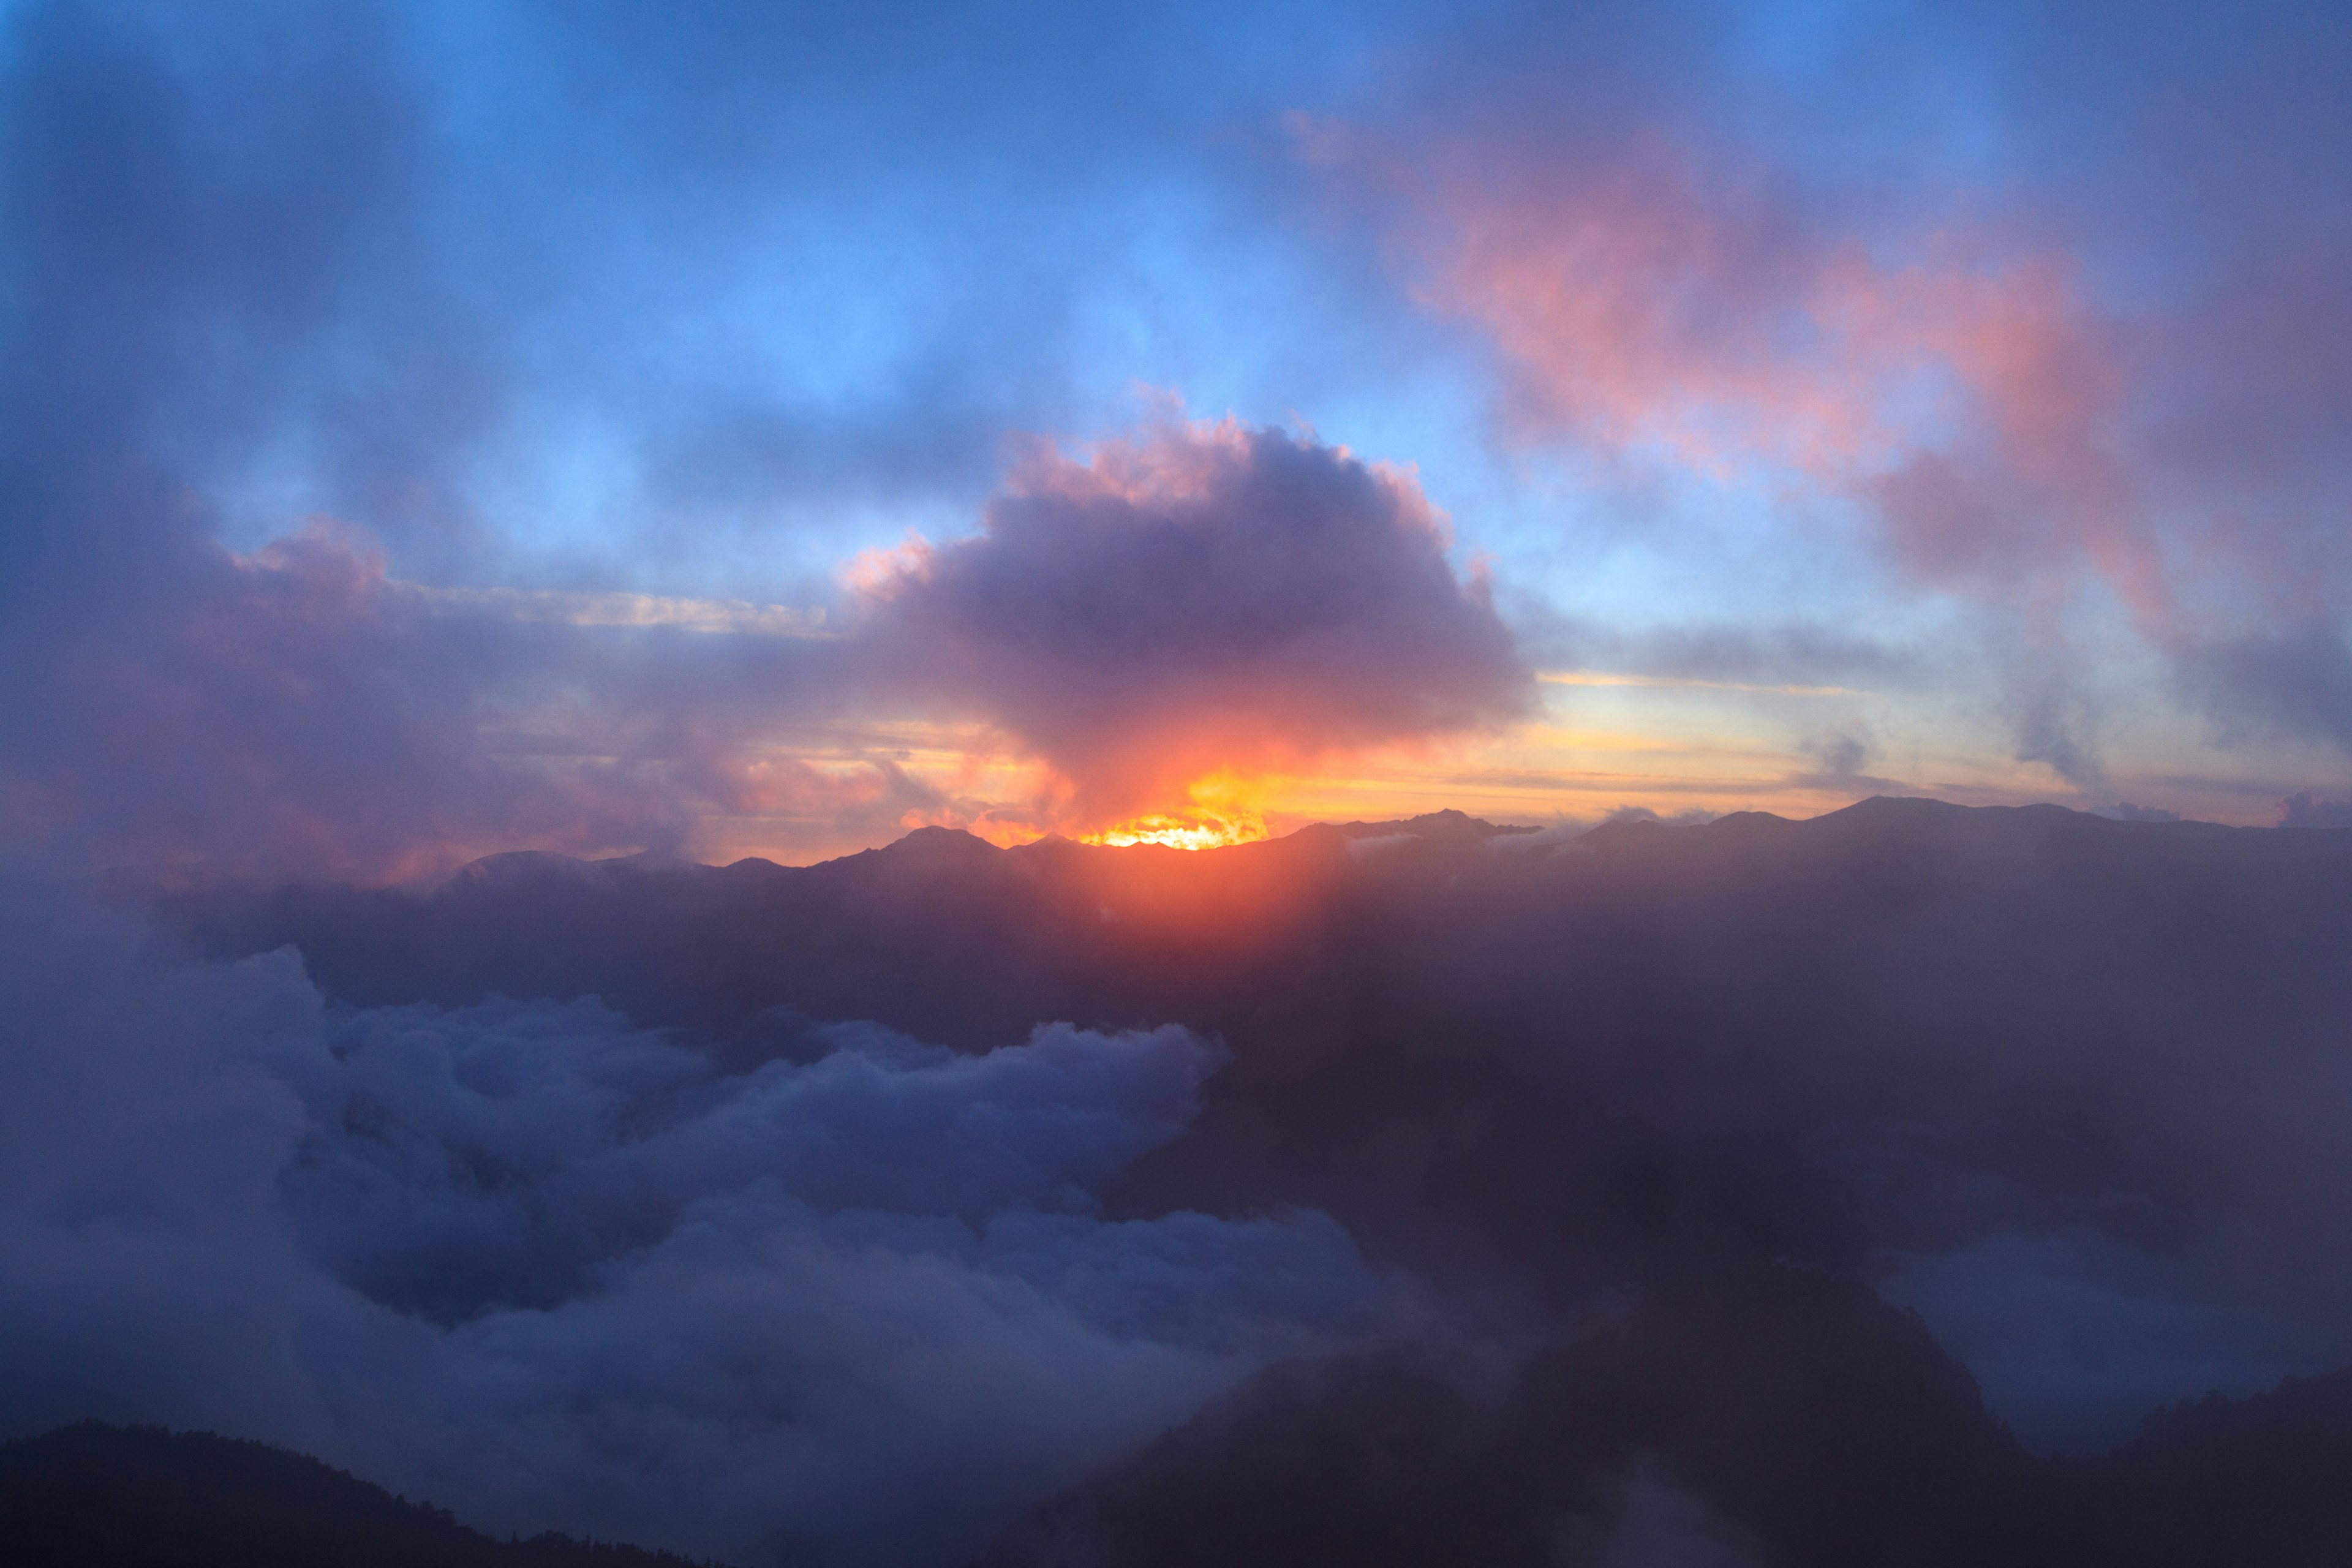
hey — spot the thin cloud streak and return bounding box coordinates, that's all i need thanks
[401,583,834,636]
[1538,671,1865,697]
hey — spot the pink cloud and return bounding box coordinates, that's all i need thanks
[1317,124,2159,617]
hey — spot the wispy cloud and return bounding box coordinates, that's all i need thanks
[1538,670,1864,697]
[398,583,832,636]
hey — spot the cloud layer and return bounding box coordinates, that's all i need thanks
[0,873,1422,1566]
[158,799,2352,1458]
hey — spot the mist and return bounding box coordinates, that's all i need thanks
[0,870,1425,1566]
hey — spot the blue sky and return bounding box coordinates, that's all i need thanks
[4,0,2348,873]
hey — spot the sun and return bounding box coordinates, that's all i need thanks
[1084,807,1268,851]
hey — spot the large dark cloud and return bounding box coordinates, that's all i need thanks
[858,418,1532,826]
[0,413,1539,876]
[0,871,1422,1566]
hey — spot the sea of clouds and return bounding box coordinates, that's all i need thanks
[0,871,1428,1567]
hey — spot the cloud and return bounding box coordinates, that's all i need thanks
[2091,802,2182,823]
[0,0,1341,581]
[1800,724,1877,783]
[2174,627,2352,756]
[1874,1229,2321,1454]
[1509,602,1929,694]
[1294,2,2352,753]
[5,0,2351,880]
[2009,669,2106,789]
[0,3,923,882]
[2278,792,2352,830]
[855,414,1532,827]
[0,873,1424,1566]
[198,793,2352,1439]
[4,402,1539,880]
[0,2,1450,880]
[0,520,938,881]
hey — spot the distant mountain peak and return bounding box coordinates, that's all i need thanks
[1327,809,1539,842]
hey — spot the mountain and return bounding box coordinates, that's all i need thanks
[0,1422,726,1568]
[143,798,2352,1311]
[17,1276,2351,1568]
[58,804,2352,1559]
[2067,1366,2352,1565]
[981,1266,2352,1568]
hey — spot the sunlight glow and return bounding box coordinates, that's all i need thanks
[1084,805,1270,851]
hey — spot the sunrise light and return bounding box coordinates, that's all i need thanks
[1084,805,1269,851]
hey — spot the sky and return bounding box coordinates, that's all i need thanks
[3,0,2350,876]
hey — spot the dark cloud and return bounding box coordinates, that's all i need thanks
[12,411,1540,874]
[858,418,1531,826]
[1509,602,1929,692]
[2009,666,2106,789]
[0,1,1446,879]
[2174,627,2352,756]
[0,871,1422,1567]
[0,519,925,881]
[1796,724,1879,785]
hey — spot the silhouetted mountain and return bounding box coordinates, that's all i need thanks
[2067,1367,2352,1566]
[982,1267,2352,1568]
[0,1422,727,1568]
[145,799,2352,1318]
[18,1277,2348,1568]
[47,802,2352,1558]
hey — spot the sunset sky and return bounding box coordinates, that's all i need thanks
[5,0,2348,875]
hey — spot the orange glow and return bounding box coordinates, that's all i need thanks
[1084,805,1269,851]
[1078,770,1275,850]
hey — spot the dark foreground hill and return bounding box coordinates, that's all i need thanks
[13,1270,2348,1568]
[0,1423,727,1568]
[982,1267,2352,1568]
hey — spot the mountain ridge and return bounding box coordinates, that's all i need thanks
[0,1421,729,1568]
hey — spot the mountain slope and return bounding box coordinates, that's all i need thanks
[0,1422,724,1568]
[982,1267,2352,1568]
